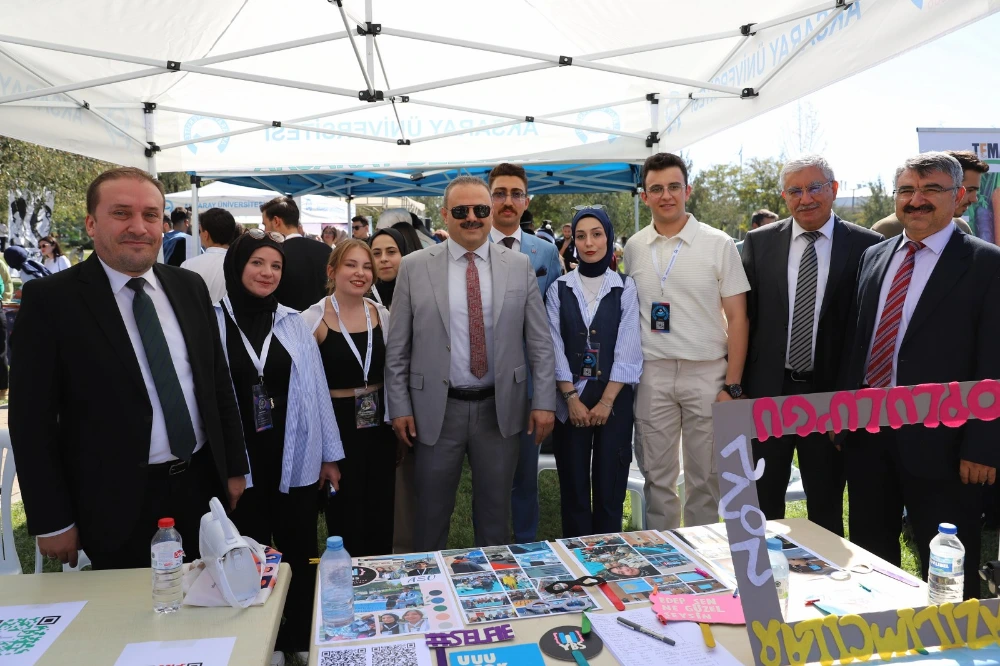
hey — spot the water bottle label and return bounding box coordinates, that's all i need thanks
[775,578,789,599]
[929,553,963,576]
[151,541,184,570]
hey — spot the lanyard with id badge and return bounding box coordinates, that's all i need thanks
[578,274,602,381]
[329,294,381,429]
[222,296,276,432]
[650,240,682,333]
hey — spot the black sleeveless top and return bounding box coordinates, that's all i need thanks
[319,323,386,390]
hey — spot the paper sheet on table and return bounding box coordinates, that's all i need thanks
[318,638,432,666]
[0,600,86,666]
[587,608,742,666]
[113,637,236,665]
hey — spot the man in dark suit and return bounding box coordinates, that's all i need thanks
[11,167,248,570]
[261,196,332,311]
[743,155,882,537]
[841,152,1000,598]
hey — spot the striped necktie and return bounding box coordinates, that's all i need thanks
[865,241,924,388]
[788,231,822,372]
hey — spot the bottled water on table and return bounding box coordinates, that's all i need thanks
[151,517,184,613]
[767,537,790,619]
[321,536,354,633]
[928,522,965,605]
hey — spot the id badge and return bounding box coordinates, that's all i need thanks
[354,387,381,429]
[579,343,600,381]
[252,382,274,432]
[651,302,670,333]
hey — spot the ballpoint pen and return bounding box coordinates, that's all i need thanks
[616,617,675,646]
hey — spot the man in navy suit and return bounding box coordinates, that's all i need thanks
[488,163,562,542]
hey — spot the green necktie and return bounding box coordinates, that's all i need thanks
[126,277,197,462]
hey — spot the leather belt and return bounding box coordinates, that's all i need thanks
[147,446,207,479]
[447,386,496,401]
[785,368,814,383]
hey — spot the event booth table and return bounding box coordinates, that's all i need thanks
[308,519,926,666]
[1,562,290,665]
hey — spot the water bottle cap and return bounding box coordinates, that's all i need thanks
[938,523,958,535]
[157,517,175,529]
[766,538,783,552]
[326,536,344,551]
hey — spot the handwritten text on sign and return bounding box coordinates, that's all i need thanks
[649,591,746,625]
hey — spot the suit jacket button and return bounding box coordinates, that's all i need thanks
[447,345,451,351]
[591,329,597,335]
[442,379,448,385]
[596,370,603,376]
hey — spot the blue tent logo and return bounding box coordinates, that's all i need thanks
[183,116,231,154]
[575,108,620,144]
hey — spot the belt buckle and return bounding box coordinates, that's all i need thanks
[790,370,809,383]
[167,460,188,476]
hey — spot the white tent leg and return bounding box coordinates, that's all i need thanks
[648,93,659,155]
[190,177,201,260]
[365,0,375,84]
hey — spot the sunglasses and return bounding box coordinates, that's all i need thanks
[573,204,606,211]
[352,225,364,231]
[543,575,606,594]
[247,228,285,243]
[38,243,51,249]
[449,204,491,220]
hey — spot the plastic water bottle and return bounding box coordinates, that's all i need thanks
[321,536,354,633]
[151,517,184,613]
[767,537,790,619]
[928,523,965,605]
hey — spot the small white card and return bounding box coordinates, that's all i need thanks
[318,639,432,666]
[0,600,87,666]
[113,636,236,666]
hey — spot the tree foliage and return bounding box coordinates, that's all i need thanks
[687,157,788,238]
[858,177,895,228]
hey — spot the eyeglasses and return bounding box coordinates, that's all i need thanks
[784,181,833,199]
[491,190,527,204]
[247,228,285,243]
[449,204,491,220]
[543,575,606,594]
[644,183,685,197]
[894,185,958,200]
[352,225,365,231]
[573,204,606,211]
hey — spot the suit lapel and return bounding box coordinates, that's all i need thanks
[861,238,901,340]
[773,220,792,323]
[491,243,510,326]
[902,229,970,345]
[78,254,146,393]
[427,244,451,339]
[819,217,850,321]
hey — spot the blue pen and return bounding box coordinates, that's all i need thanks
[859,582,872,593]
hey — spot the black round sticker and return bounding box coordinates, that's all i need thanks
[538,625,604,662]
[352,566,377,586]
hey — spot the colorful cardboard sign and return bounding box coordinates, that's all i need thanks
[649,591,746,625]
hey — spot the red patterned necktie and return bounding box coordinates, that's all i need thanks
[465,252,488,379]
[865,240,924,388]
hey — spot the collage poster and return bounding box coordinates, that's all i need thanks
[314,552,461,645]
[556,531,730,604]
[441,542,600,624]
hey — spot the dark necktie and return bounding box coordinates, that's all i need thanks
[126,277,197,461]
[465,253,488,379]
[788,231,822,372]
[500,237,515,249]
[865,241,925,388]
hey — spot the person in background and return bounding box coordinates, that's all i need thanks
[262,196,332,312]
[735,209,779,256]
[520,209,536,235]
[5,245,51,296]
[546,208,642,537]
[162,208,192,267]
[302,239,395,557]
[377,209,427,257]
[215,230,342,658]
[487,162,561,543]
[401,609,430,633]
[432,229,449,243]
[334,228,350,245]
[411,213,437,249]
[556,222,578,271]
[0,219,8,252]
[0,256,12,301]
[625,152,750,530]
[369,228,410,310]
[181,208,240,303]
[352,215,370,240]
[321,225,337,247]
[38,236,71,273]
[162,215,171,235]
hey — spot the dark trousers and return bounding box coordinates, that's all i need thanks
[751,374,845,536]
[326,397,396,557]
[510,425,542,543]
[87,446,218,569]
[846,427,983,600]
[552,383,634,538]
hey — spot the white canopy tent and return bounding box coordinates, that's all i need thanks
[0,0,997,256]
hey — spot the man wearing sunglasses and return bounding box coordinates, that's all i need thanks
[487,163,562,544]
[352,215,370,240]
[386,175,556,550]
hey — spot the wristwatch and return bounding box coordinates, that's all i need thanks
[724,383,743,399]
[561,389,579,401]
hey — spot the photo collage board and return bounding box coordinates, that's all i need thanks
[441,541,601,624]
[556,531,732,604]
[314,551,462,645]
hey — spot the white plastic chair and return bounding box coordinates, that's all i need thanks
[34,539,91,573]
[1,431,22,574]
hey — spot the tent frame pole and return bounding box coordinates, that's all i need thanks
[634,192,640,234]
[335,0,375,95]
[648,93,659,155]
[190,176,201,259]
[659,36,749,138]
[757,5,848,90]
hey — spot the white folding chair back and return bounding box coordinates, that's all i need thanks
[34,541,92,573]
[0,430,23,574]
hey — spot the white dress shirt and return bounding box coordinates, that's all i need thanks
[43,255,72,273]
[181,246,228,303]
[864,221,955,387]
[100,258,207,463]
[447,239,495,388]
[490,226,522,252]
[785,214,835,369]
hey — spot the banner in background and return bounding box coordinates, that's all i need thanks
[918,128,1000,244]
[7,188,54,249]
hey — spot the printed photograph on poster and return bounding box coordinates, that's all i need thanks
[0,600,86,666]
[671,524,738,584]
[313,552,459,645]
[557,531,731,604]
[967,171,999,244]
[7,189,54,250]
[441,542,599,624]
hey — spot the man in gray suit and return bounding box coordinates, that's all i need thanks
[386,175,556,550]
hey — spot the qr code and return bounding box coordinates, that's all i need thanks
[319,647,366,666]
[371,643,419,666]
[0,617,51,656]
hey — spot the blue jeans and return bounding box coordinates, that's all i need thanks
[510,428,541,543]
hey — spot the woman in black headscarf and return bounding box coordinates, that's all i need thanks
[368,227,409,308]
[214,229,344,657]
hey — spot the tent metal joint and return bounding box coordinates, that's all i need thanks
[166,60,181,72]
[143,102,156,113]
[359,90,385,102]
[645,131,659,148]
[740,23,757,37]
[741,87,759,99]
[190,175,202,186]
[82,101,90,109]
[646,93,658,103]
[357,22,381,36]
[145,142,160,158]
[525,115,535,123]
[272,120,282,127]
[400,95,409,102]
[396,139,410,146]
[558,55,573,66]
